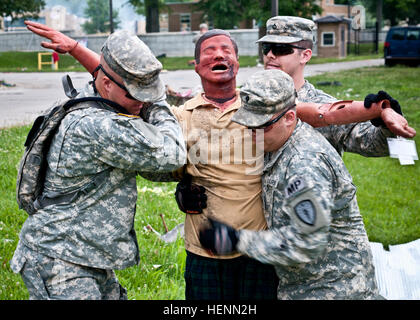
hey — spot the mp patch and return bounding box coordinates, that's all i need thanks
[294,200,316,226]
[285,177,307,197]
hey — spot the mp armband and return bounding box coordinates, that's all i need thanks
[284,178,329,235]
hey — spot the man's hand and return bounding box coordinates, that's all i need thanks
[364,90,416,138]
[381,108,416,138]
[175,174,207,214]
[24,20,78,54]
[199,218,239,255]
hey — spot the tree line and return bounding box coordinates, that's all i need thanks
[2,0,420,34]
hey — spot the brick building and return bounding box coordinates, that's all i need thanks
[160,0,253,32]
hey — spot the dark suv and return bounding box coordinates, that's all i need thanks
[384,26,420,66]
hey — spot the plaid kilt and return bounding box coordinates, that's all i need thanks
[184,251,278,300]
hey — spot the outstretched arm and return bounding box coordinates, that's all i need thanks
[297,98,416,139]
[25,20,100,74]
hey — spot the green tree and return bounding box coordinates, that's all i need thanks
[196,0,321,29]
[128,0,162,33]
[195,0,246,29]
[82,0,120,34]
[0,0,45,20]
[362,0,420,26]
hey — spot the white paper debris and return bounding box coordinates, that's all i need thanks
[370,239,420,300]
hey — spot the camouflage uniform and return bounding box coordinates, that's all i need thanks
[258,16,394,157]
[232,69,381,299]
[10,31,186,300]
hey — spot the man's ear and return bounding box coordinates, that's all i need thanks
[301,49,312,65]
[285,110,297,125]
[101,77,112,94]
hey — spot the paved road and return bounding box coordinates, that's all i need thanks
[0,58,384,128]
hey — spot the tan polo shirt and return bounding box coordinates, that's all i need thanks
[171,91,267,259]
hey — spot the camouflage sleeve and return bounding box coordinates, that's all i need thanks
[236,156,333,267]
[83,102,186,172]
[137,104,186,181]
[316,123,392,157]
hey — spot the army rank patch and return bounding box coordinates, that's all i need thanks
[294,200,316,226]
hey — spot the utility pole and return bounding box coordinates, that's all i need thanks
[109,0,114,34]
[375,0,383,54]
[271,0,278,17]
[347,0,351,55]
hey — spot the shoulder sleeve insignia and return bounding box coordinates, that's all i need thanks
[294,200,316,226]
[285,177,307,198]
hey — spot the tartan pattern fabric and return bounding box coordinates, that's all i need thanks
[184,251,278,300]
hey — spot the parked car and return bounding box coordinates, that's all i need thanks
[384,26,420,66]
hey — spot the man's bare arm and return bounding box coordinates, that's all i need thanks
[25,20,100,74]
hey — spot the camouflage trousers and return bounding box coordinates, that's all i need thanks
[10,241,127,300]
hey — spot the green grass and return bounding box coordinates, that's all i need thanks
[306,66,420,247]
[0,51,86,72]
[0,65,419,300]
[0,46,384,72]
[0,51,260,72]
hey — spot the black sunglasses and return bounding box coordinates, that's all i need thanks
[261,43,307,56]
[92,64,137,100]
[247,104,296,130]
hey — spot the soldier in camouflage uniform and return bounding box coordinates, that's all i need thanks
[10,31,186,300]
[259,16,404,156]
[22,21,409,300]
[199,69,382,299]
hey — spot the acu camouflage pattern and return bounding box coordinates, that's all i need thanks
[102,30,165,102]
[232,69,297,128]
[298,80,393,156]
[11,84,186,272]
[237,120,381,299]
[10,241,126,300]
[257,16,316,44]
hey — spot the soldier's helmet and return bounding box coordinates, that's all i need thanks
[231,69,297,128]
[102,30,165,102]
[257,16,316,44]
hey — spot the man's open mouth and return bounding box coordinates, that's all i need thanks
[212,64,228,72]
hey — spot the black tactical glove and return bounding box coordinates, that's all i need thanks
[364,90,403,127]
[175,174,207,214]
[199,218,239,255]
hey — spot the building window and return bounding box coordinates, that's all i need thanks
[180,13,191,31]
[322,32,335,46]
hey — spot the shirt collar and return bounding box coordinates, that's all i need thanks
[184,89,241,113]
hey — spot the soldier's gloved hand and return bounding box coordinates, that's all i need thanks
[175,174,207,214]
[24,20,78,54]
[199,218,239,255]
[364,90,403,127]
